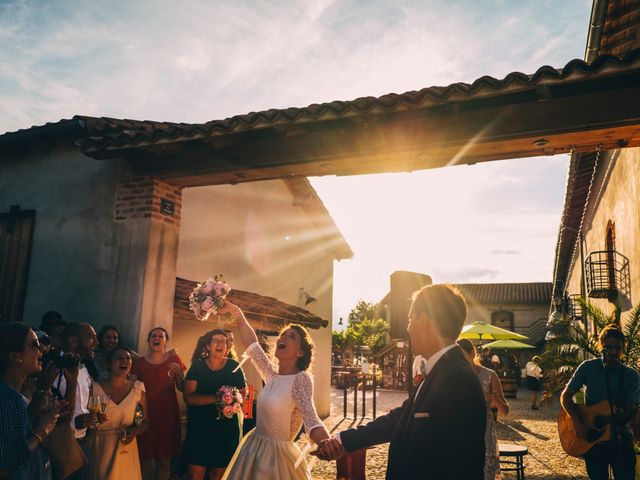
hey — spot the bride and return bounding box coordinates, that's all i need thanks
[218,301,331,480]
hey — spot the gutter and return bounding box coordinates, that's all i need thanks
[585,0,609,62]
[550,0,609,310]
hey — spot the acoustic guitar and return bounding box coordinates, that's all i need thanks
[558,400,612,457]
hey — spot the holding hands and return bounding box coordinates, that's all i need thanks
[312,435,345,461]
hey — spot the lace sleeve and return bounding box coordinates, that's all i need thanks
[292,371,324,435]
[246,342,277,382]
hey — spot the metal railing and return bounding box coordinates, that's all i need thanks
[568,294,584,322]
[514,317,547,345]
[584,250,631,302]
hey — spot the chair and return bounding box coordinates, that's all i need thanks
[499,443,528,480]
[242,385,255,419]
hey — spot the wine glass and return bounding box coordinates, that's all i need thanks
[87,395,101,429]
[119,428,129,455]
[99,394,110,414]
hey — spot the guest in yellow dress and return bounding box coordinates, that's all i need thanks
[88,346,149,480]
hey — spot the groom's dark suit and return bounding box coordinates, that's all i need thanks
[340,346,486,480]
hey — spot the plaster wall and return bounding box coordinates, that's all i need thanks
[566,147,640,320]
[174,181,336,417]
[0,142,179,349]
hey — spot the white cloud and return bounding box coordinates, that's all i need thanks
[0,0,592,325]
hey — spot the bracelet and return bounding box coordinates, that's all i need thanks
[33,432,44,444]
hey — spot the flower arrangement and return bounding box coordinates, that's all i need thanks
[215,385,243,420]
[189,274,231,321]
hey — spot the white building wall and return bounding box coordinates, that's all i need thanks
[174,180,336,417]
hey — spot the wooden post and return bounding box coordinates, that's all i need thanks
[343,385,348,418]
[361,375,366,418]
[353,378,358,419]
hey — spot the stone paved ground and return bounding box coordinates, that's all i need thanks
[306,385,589,479]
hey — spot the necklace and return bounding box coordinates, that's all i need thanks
[207,358,227,371]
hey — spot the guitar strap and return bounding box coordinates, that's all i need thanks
[603,362,625,443]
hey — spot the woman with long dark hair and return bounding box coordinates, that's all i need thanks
[219,302,330,480]
[94,325,121,380]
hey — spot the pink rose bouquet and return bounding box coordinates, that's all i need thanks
[189,274,231,321]
[215,385,243,420]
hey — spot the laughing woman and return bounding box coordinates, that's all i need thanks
[90,347,148,479]
[218,302,331,480]
[183,329,247,480]
[131,327,186,480]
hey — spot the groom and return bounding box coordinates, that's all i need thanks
[317,284,486,479]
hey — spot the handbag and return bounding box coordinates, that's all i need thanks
[41,422,87,480]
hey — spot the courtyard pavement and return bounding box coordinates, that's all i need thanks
[308,385,589,479]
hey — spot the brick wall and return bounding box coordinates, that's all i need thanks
[114,176,182,227]
[600,0,640,58]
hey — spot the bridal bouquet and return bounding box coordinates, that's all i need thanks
[215,385,243,419]
[189,274,231,321]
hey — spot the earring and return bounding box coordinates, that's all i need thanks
[17,359,23,364]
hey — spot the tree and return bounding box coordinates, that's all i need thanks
[542,297,640,391]
[348,300,387,326]
[344,317,389,354]
[332,330,347,352]
[333,300,390,355]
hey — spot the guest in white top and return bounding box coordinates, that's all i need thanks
[525,355,543,409]
[56,322,101,480]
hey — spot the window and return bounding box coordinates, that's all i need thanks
[0,206,35,323]
[491,310,514,331]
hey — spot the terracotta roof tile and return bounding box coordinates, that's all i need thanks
[63,49,638,155]
[2,50,639,156]
[174,277,328,331]
[453,282,553,305]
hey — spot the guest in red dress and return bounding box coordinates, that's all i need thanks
[131,327,186,480]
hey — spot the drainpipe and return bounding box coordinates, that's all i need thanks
[582,0,608,334]
[584,0,609,62]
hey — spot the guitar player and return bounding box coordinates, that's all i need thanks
[560,325,640,480]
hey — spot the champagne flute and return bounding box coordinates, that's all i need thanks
[87,395,101,429]
[99,394,110,414]
[120,427,129,455]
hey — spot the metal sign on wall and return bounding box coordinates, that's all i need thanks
[160,197,175,216]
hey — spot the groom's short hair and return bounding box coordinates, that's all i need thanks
[411,284,467,340]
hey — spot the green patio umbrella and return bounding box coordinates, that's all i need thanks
[482,339,535,350]
[459,321,528,341]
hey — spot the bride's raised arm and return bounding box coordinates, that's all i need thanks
[217,301,277,382]
[217,301,257,348]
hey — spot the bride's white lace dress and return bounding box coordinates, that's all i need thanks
[222,342,324,480]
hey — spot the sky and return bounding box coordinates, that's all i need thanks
[0,0,594,328]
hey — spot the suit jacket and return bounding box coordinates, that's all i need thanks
[340,346,486,480]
